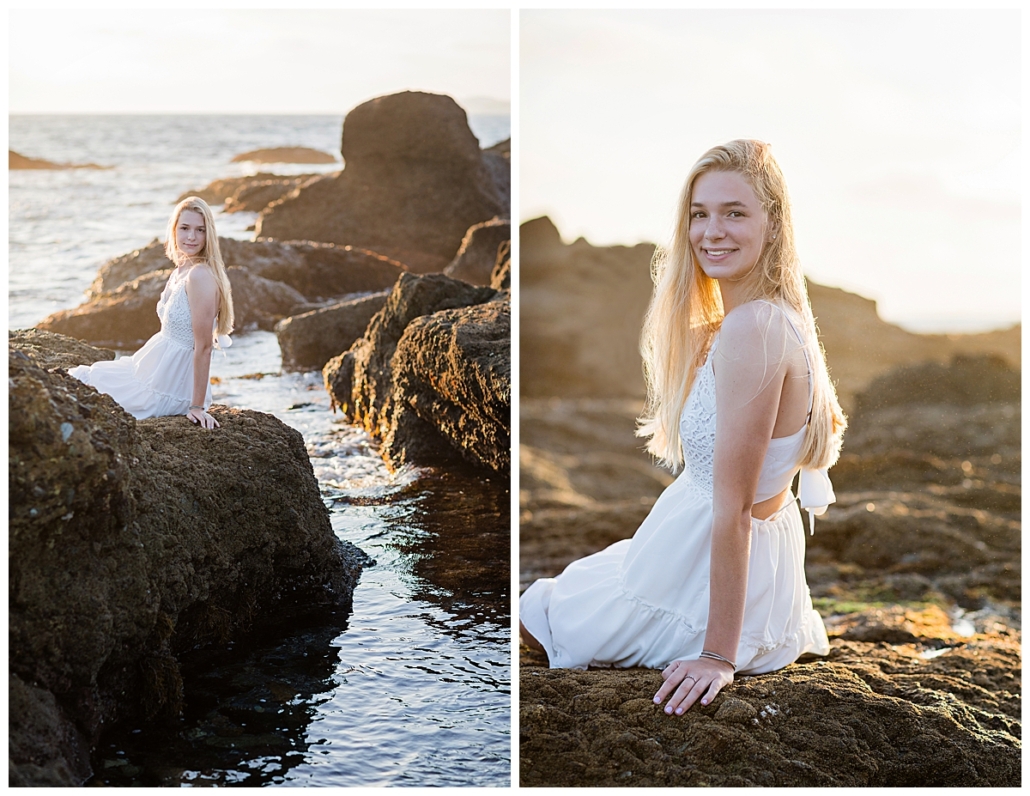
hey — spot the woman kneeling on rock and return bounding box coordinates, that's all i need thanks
[69,197,234,430]
[520,140,846,716]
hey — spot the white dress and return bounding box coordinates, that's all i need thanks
[519,321,833,675]
[68,268,214,419]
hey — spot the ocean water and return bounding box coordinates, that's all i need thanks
[9,114,512,787]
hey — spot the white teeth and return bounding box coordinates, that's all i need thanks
[706,249,731,255]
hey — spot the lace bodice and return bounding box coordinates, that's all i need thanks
[157,269,195,349]
[678,337,719,497]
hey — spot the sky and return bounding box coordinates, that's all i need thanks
[9,9,510,114]
[522,9,1020,333]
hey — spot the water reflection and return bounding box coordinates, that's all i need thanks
[91,608,352,786]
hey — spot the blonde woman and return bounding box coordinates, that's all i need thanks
[69,197,234,430]
[519,140,846,716]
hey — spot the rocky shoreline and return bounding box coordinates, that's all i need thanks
[9,331,372,786]
[11,91,511,786]
[519,220,1020,786]
[34,91,511,475]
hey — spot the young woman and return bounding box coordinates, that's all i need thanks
[69,197,234,430]
[519,140,846,717]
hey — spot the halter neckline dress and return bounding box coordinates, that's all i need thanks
[519,301,833,674]
[68,267,218,419]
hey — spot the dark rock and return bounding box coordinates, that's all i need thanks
[257,92,507,273]
[276,290,390,373]
[387,299,510,472]
[444,218,510,287]
[9,333,370,785]
[323,273,504,471]
[520,637,1020,786]
[8,329,116,370]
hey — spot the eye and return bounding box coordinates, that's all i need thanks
[691,211,706,219]
[728,211,744,218]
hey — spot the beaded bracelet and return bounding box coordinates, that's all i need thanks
[189,405,205,411]
[700,650,736,671]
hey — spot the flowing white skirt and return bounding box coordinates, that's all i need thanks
[68,331,212,420]
[519,468,830,673]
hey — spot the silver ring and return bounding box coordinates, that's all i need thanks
[684,675,697,683]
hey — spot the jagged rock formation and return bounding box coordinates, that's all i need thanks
[323,273,509,473]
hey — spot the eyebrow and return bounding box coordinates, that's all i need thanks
[691,200,748,208]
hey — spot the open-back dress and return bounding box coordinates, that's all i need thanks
[68,267,216,419]
[519,302,834,674]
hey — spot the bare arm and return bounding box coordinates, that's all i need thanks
[185,267,219,430]
[655,302,793,714]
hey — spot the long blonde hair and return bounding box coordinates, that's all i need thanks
[165,196,234,340]
[637,139,846,470]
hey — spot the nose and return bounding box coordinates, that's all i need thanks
[704,217,725,241]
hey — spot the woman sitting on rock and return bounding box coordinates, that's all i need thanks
[519,140,846,716]
[69,197,234,430]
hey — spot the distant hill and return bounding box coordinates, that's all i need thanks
[520,216,1020,410]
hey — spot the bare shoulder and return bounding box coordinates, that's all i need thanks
[718,300,793,356]
[185,265,218,296]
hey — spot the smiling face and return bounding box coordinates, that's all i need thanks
[175,209,207,260]
[688,169,773,287]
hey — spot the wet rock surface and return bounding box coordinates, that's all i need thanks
[519,222,1021,785]
[257,92,507,273]
[324,273,509,473]
[9,333,371,786]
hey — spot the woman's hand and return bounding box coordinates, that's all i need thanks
[653,657,734,716]
[187,406,219,429]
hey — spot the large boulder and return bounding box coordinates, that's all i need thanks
[385,298,510,472]
[275,290,390,373]
[520,634,1019,786]
[443,217,510,287]
[87,237,405,303]
[9,333,370,786]
[38,267,309,348]
[323,273,508,471]
[256,92,507,273]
